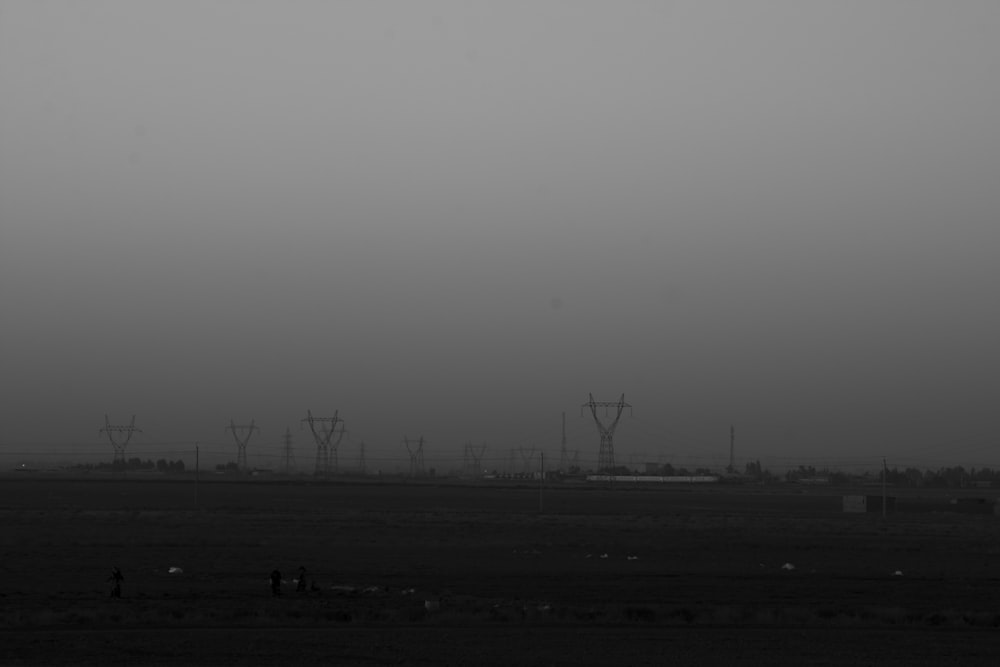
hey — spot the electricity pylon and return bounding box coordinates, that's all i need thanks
[225,419,259,472]
[582,393,632,475]
[99,414,141,470]
[303,410,345,477]
[403,435,424,477]
[518,445,536,475]
[463,441,487,478]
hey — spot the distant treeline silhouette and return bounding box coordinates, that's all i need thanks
[765,462,1000,488]
[71,458,186,473]
[53,457,1000,488]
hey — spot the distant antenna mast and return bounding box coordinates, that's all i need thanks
[225,419,260,472]
[99,414,141,470]
[281,427,295,474]
[302,410,345,477]
[403,435,425,477]
[582,393,632,475]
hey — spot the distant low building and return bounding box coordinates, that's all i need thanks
[586,474,719,484]
[843,495,895,513]
[797,477,831,485]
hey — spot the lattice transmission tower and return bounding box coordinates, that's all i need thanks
[99,414,141,470]
[518,445,536,475]
[225,419,259,472]
[403,435,424,477]
[582,393,632,474]
[463,441,487,478]
[303,410,346,477]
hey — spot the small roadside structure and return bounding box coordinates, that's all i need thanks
[949,497,996,514]
[843,495,895,513]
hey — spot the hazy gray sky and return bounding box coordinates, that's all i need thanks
[2,1,998,471]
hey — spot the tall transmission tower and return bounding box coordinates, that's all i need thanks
[463,441,487,477]
[403,435,424,477]
[225,419,259,472]
[99,414,141,469]
[582,393,632,474]
[281,427,295,474]
[559,411,569,472]
[518,445,536,475]
[303,410,345,477]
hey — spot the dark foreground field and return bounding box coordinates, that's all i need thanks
[3,477,1000,665]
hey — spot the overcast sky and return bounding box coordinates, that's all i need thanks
[2,1,998,472]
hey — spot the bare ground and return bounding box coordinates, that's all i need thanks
[3,478,1000,665]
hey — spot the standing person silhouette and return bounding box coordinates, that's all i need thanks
[270,568,282,597]
[296,566,307,593]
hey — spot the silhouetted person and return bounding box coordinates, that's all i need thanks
[270,568,282,597]
[108,567,124,598]
[296,566,307,593]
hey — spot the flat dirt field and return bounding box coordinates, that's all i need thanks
[4,477,1000,665]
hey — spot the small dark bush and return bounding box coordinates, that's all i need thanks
[624,606,656,623]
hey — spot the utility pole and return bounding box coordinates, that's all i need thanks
[225,419,260,472]
[728,425,735,474]
[302,410,345,477]
[99,414,141,472]
[882,457,888,519]
[281,427,295,475]
[462,442,472,476]
[559,411,569,472]
[539,452,545,513]
[582,394,632,478]
[195,442,200,509]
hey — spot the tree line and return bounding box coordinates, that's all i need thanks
[748,462,1000,488]
[72,458,187,473]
